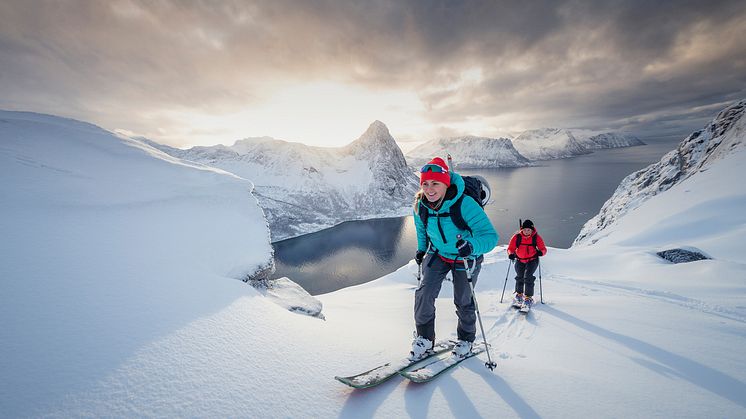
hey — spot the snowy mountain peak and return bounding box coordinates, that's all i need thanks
[574,99,746,246]
[512,128,589,160]
[146,120,418,241]
[344,120,397,155]
[363,120,390,138]
[406,135,531,168]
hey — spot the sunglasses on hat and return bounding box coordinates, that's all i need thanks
[420,164,448,173]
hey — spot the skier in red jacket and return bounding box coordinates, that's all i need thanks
[507,219,547,309]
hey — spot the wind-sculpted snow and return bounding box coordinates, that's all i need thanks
[151,121,419,241]
[406,136,531,168]
[0,110,274,416]
[574,99,746,246]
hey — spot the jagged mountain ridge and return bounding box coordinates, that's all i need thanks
[405,136,531,168]
[150,121,419,241]
[574,99,746,246]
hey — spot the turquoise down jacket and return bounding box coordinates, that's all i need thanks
[414,172,498,259]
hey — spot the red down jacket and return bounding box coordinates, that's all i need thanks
[507,230,547,262]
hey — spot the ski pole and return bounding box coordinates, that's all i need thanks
[417,259,423,286]
[499,259,513,303]
[457,235,497,371]
[538,258,544,304]
[463,257,497,371]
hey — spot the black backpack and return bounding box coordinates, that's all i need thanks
[417,175,491,237]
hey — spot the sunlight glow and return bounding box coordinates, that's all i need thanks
[152,82,435,148]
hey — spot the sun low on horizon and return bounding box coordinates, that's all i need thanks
[1,1,744,149]
[137,81,433,149]
[115,76,519,150]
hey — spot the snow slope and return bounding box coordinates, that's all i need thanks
[511,128,590,160]
[0,110,273,416]
[405,136,531,168]
[149,121,419,241]
[575,99,745,246]
[1,103,745,417]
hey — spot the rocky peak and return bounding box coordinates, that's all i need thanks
[344,120,397,155]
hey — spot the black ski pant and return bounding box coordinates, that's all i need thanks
[514,258,539,297]
[414,253,483,343]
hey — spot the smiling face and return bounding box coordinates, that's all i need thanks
[521,227,533,236]
[421,180,448,202]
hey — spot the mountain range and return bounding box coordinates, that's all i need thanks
[147,121,420,241]
[405,128,644,168]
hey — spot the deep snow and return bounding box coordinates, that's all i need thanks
[1,106,745,418]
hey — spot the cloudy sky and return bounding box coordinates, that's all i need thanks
[1,0,745,148]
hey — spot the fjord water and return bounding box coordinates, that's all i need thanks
[272,139,680,295]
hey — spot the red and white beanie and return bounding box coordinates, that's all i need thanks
[420,157,451,187]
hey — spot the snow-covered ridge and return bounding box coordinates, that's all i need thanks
[150,121,420,241]
[574,99,746,246]
[573,130,646,149]
[511,128,590,160]
[405,136,531,168]
[404,129,643,169]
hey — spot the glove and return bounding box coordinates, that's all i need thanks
[508,253,516,261]
[456,239,473,258]
[415,250,426,265]
[535,248,543,257]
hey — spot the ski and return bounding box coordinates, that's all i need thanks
[335,340,455,389]
[400,342,488,383]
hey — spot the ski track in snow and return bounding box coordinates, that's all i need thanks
[549,274,746,324]
[481,298,541,362]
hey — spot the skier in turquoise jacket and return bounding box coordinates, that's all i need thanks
[410,157,498,361]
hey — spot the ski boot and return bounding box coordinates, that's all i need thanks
[451,340,473,359]
[520,296,533,313]
[512,293,524,308]
[409,335,434,361]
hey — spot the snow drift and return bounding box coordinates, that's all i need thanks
[0,110,274,416]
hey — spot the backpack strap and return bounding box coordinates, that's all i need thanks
[448,196,472,234]
[516,233,538,248]
[418,199,456,244]
[515,233,540,260]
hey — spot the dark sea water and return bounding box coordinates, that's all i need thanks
[271,139,680,295]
